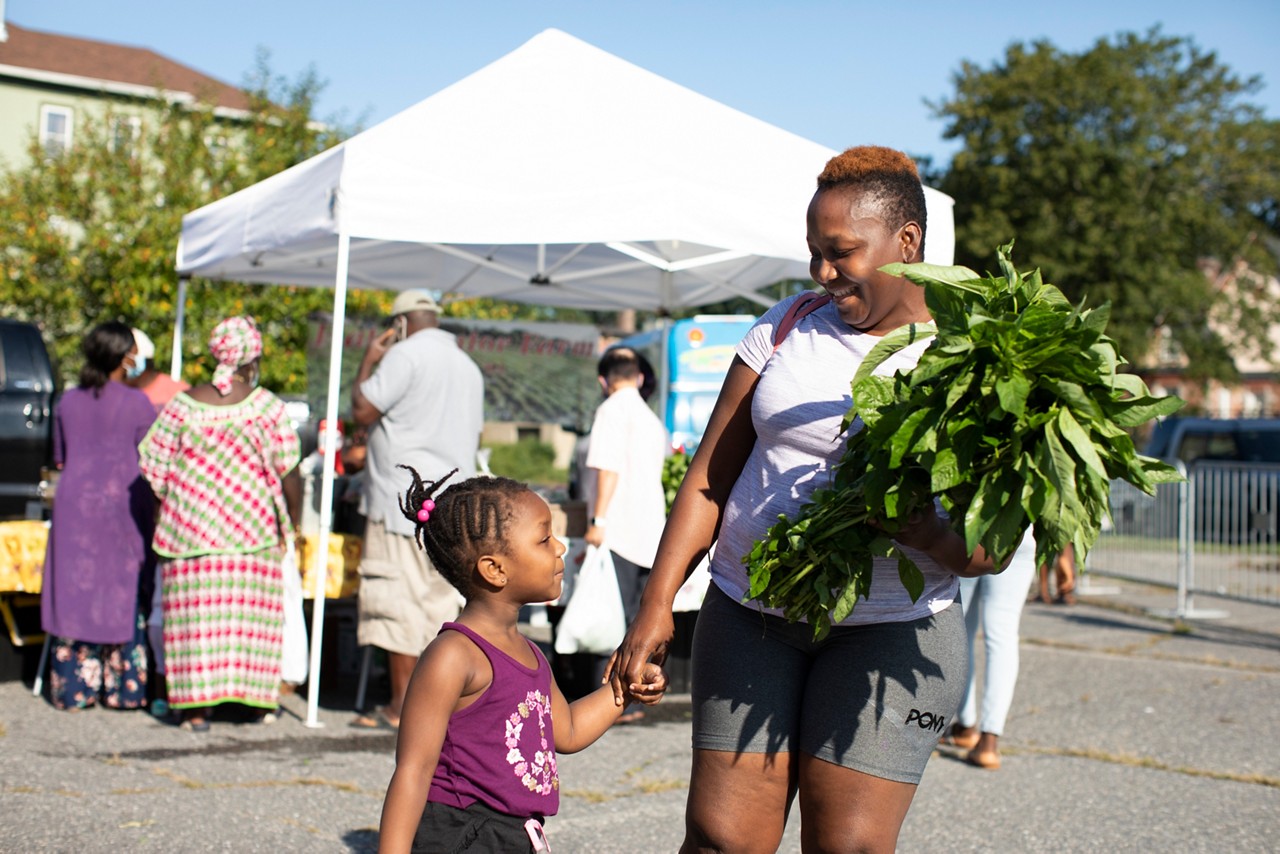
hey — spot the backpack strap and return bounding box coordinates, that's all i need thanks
[771,292,832,353]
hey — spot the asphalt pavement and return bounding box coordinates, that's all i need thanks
[1,578,1276,853]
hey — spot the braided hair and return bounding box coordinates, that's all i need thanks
[398,464,530,597]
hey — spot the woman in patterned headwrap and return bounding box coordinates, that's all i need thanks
[139,317,302,731]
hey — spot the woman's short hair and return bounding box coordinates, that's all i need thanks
[79,321,135,395]
[816,146,927,246]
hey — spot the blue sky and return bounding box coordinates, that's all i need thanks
[8,0,1279,166]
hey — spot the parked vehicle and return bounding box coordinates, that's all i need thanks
[1142,416,1280,466]
[0,320,57,520]
[0,320,57,682]
[1111,417,1280,542]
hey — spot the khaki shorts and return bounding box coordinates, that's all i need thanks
[357,520,464,657]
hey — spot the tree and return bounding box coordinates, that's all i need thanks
[0,52,387,392]
[933,28,1280,380]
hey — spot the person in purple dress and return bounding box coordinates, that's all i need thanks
[40,321,157,711]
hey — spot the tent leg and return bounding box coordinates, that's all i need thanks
[170,276,189,380]
[304,229,353,729]
[31,633,50,698]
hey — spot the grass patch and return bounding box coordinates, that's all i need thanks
[1023,745,1280,788]
[561,787,616,804]
[484,438,567,487]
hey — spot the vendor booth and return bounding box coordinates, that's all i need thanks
[172,29,955,723]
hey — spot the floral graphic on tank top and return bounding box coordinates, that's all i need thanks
[505,689,559,795]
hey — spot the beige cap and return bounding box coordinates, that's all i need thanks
[389,289,441,316]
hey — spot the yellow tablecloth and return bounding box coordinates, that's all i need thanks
[0,521,362,600]
[297,533,362,600]
[0,520,47,594]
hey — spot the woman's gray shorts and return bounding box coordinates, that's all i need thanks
[690,584,967,784]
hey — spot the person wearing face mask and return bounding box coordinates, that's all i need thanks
[138,316,303,731]
[125,328,190,413]
[41,321,158,711]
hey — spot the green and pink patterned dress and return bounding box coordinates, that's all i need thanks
[138,388,300,711]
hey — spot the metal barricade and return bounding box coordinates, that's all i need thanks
[1090,461,1280,614]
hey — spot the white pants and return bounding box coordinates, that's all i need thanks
[955,535,1038,735]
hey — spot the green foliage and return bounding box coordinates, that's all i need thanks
[484,439,567,487]
[662,450,691,515]
[745,245,1184,639]
[933,28,1280,380]
[0,53,388,393]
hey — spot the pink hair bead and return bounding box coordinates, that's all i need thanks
[417,508,431,523]
[421,499,436,512]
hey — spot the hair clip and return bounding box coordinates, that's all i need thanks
[417,498,436,523]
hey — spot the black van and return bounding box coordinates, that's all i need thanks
[0,320,58,520]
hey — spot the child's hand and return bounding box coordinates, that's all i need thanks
[623,662,668,707]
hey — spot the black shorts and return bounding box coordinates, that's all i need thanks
[690,584,967,784]
[413,801,547,853]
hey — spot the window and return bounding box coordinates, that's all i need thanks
[39,105,73,157]
[110,115,142,155]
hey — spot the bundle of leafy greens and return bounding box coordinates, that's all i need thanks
[744,244,1183,639]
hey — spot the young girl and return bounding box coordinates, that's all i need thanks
[378,466,667,853]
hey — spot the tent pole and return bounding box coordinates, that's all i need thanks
[170,277,189,380]
[657,270,673,439]
[305,230,351,728]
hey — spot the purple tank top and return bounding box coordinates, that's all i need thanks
[426,622,559,818]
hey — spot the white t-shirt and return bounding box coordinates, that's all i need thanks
[710,295,959,625]
[360,327,484,538]
[585,386,668,568]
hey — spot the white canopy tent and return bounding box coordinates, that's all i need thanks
[174,28,955,725]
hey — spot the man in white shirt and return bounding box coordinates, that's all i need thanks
[583,347,668,721]
[350,290,483,729]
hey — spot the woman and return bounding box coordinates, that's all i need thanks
[946,534,1040,770]
[139,316,302,731]
[1035,542,1077,605]
[41,322,157,710]
[608,146,1005,853]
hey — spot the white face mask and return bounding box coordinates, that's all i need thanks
[125,354,147,380]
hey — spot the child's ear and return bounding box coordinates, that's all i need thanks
[476,554,508,589]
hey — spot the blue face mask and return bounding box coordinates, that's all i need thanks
[125,354,147,380]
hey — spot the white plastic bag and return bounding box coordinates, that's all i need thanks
[280,541,309,685]
[673,553,713,613]
[554,545,625,655]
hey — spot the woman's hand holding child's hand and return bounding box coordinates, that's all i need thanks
[620,662,667,707]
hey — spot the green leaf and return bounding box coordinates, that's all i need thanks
[994,370,1031,418]
[879,261,983,291]
[963,470,1003,553]
[852,322,937,388]
[896,552,925,603]
[1109,394,1185,427]
[888,407,933,468]
[930,446,963,493]
[1056,407,1108,480]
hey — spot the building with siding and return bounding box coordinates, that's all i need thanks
[0,17,248,169]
